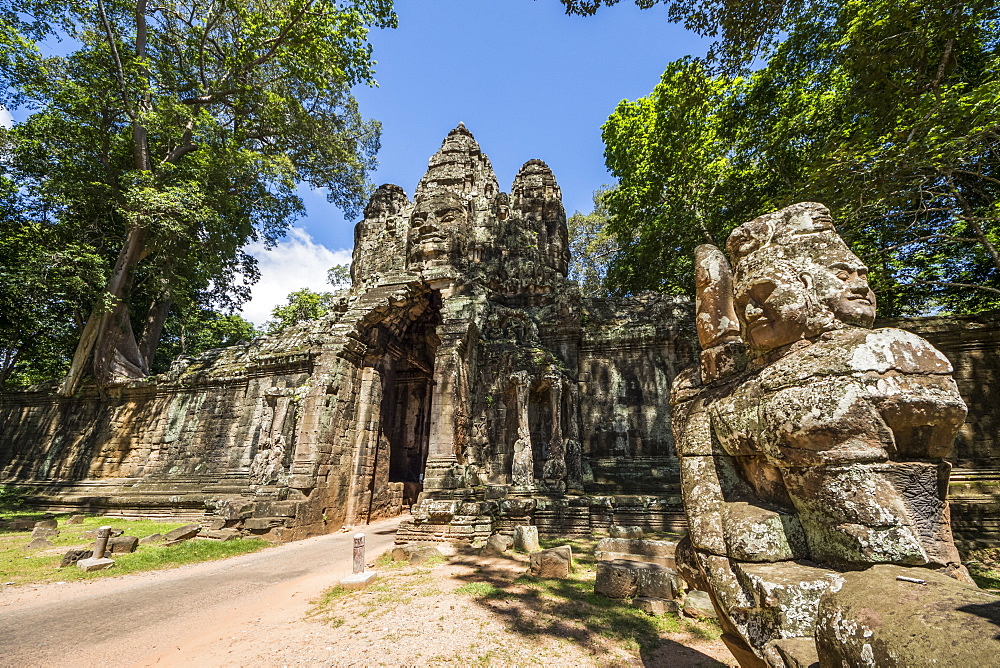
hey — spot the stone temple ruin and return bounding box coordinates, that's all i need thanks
[1,125,1000,558]
[0,125,694,540]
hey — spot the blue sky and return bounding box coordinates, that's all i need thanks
[4,1,710,324]
[250,0,709,324]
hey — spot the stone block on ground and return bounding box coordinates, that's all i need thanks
[34,519,58,530]
[22,537,53,550]
[683,590,717,619]
[513,525,540,552]
[139,533,163,545]
[198,529,241,541]
[201,518,227,531]
[633,597,679,616]
[163,524,200,542]
[482,533,514,556]
[595,538,676,568]
[31,527,59,540]
[11,519,35,531]
[339,570,377,590]
[408,546,442,564]
[77,557,115,572]
[60,548,93,568]
[596,559,679,600]
[609,525,645,539]
[107,536,139,554]
[391,544,421,561]
[67,514,85,524]
[529,545,572,578]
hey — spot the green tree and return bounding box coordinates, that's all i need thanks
[601,59,768,296]
[326,263,351,291]
[265,287,337,334]
[0,0,395,394]
[151,308,258,373]
[595,0,1000,315]
[567,187,618,297]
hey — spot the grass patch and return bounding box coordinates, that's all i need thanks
[964,548,1000,590]
[455,581,506,598]
[0,514,270,585]
[102,538,270,577]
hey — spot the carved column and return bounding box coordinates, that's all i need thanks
[510,371,534,490]
[564,380,583,493]
[542,376,566,492]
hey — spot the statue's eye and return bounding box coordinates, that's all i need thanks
[836,271,850,281]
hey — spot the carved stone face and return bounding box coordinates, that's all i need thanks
[733,240,876,352]
[810,243,876,328]
[406,192,468,269]
[734,268,813,352]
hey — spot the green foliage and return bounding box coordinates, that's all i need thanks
[0,486,29,511]
[567,187,619,297]
[152,308,258,373]
[598,0,1000,315]
[0,0,395,386]
[266,287,338,334]
[327,263,352,290]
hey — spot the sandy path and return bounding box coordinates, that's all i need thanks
[0,517,402,667]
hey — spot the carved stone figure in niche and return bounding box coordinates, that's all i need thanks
[672,202,973,667]
[406,190,471,270]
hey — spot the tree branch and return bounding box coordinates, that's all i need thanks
[97,0,137,121]
[909,279,1000,295]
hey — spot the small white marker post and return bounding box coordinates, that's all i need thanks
[353,532,365,574]
[340,531,377,590]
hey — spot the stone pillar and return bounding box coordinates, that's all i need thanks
[564,380,584,493]
[345,366,379,526]
[93,525,112,559]
[511,371,534,491]
[353,532,365,574]
[542,377,566,492]
[77,525,115,572]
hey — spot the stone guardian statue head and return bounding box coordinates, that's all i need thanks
[725,202,876,352]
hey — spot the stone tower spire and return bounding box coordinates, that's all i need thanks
[511,159,569,276]
[415,124,499,204]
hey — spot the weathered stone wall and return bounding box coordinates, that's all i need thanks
[578,295,695,503]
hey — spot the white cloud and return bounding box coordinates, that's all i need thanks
[0,107,12,129]
[240,227,352,327]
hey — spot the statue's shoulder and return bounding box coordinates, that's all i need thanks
[757,327,953,389]
[844,327,953,375]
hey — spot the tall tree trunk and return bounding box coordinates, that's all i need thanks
[59,0,156,396]
[58,225,148,396]
[138,293,172,370]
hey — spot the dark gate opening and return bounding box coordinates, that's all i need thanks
[377,291,442,509]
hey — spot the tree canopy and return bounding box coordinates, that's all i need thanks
[0,0,394,390]
[597,0,1000,316]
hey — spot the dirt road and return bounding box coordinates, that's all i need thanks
[0,517,402,667]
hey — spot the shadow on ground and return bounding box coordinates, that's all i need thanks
[444,537,728,667]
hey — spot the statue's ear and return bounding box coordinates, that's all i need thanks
[695,245,747,384]
[695,244,742,349]
[798,271,814,290]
